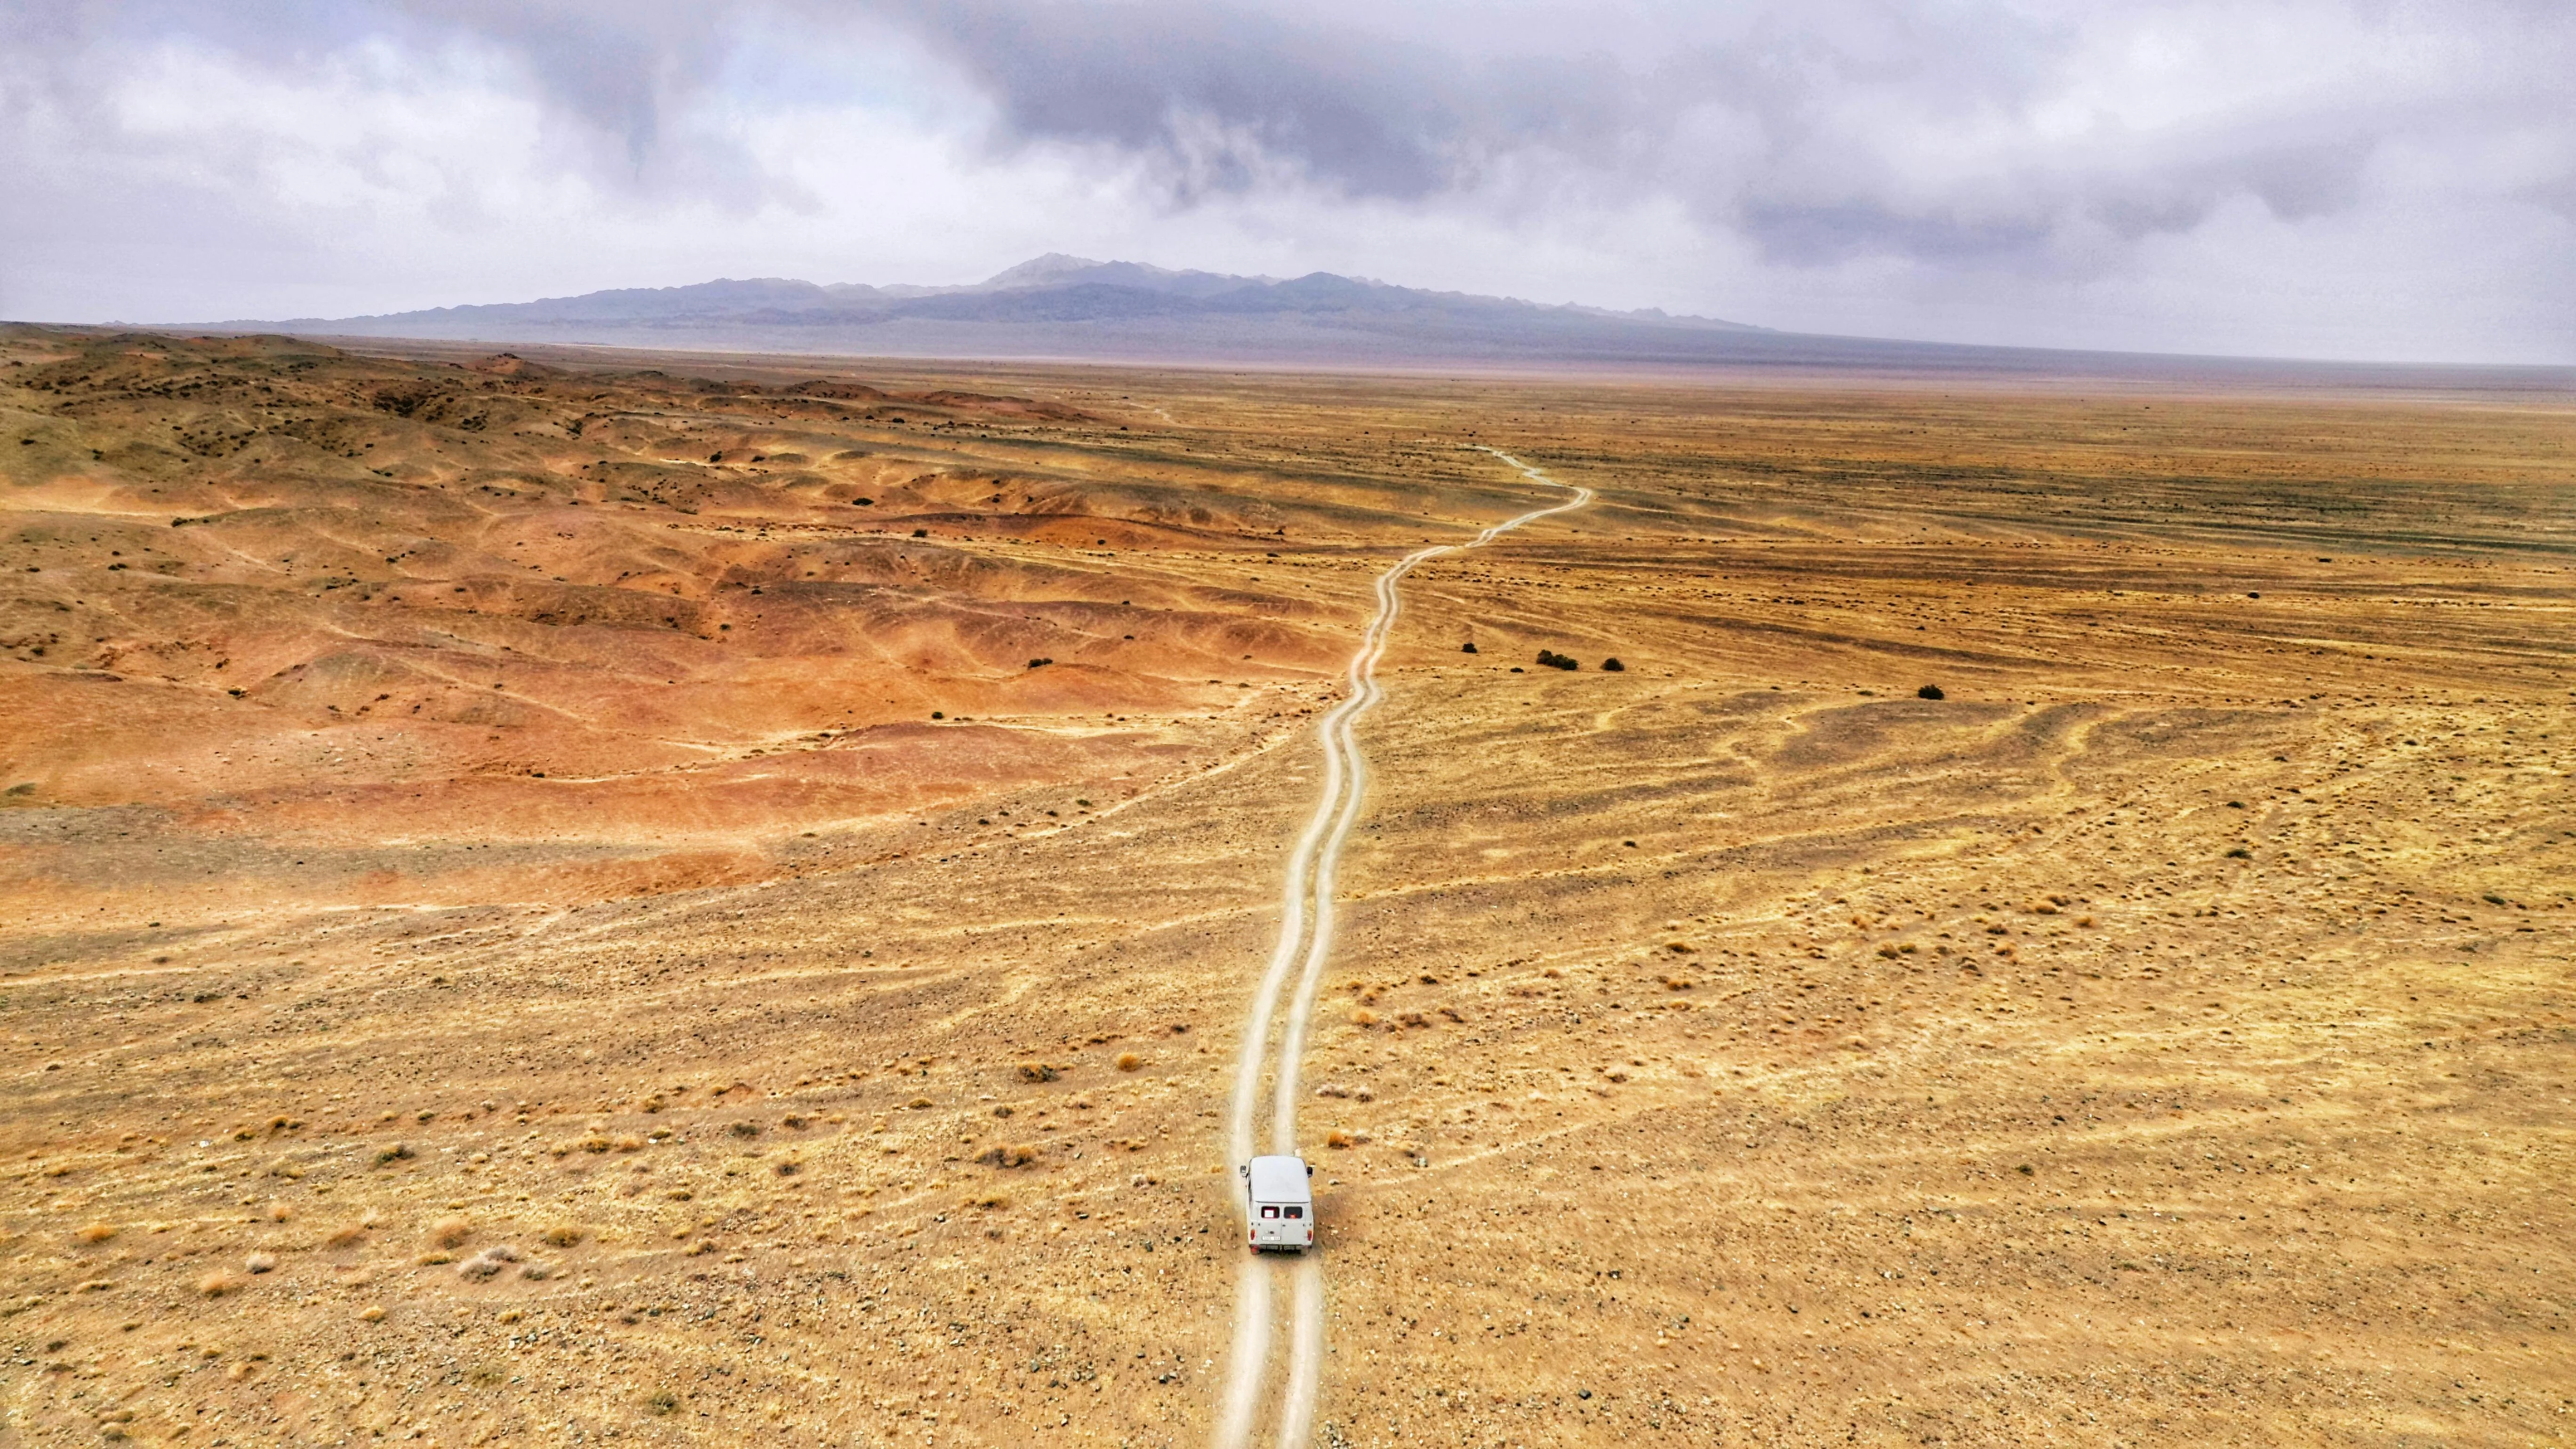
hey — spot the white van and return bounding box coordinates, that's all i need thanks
[1241,1154,1315,1252]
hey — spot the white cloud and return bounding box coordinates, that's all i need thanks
[0,0,2566,362]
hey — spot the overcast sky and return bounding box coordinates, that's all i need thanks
[2,0,2569,363]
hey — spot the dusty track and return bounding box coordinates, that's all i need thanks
[1217,449,1591,1447]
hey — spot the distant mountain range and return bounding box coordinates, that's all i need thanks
[199,255,2576,384]
[209,254,1844,369]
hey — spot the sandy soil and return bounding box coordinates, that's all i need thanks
[1,326,2570,1446]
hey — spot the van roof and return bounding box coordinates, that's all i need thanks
[1246,1154,1312,1203]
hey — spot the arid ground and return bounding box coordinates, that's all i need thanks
[1,325,2571,1446]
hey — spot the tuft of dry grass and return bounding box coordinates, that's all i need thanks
[196,1271,247,1297]
[1016,1062,1059,1082]
[74,1222,115,1244]
[1114,1052,1143,1071]
[357,1305,386,1322]
[456,1244,520,1280]
[265,1200,293,1222]
[541,1224,585,1248]
[324,1224,367,1248]
[244,1253,276,1274]
[428,1215,471,1248]
[983,1143,1040,1168]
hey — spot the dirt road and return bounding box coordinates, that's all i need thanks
[1216,449,1592,1447]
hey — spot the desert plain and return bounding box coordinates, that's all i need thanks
[0,324,2571,1446]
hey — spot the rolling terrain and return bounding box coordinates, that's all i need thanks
[1,325,2571,1446]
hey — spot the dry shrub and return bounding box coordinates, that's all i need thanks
[1114,1052,1142,1072]
[196,1271,247,1298]
[579,1134,615,1154]
[428,1216,471,1248]
[727,1121,761,1139]
[906,1096,933,1110]
[456,1245,520,1280]
[1016,1062,1059,1083]
[244,1253,276,1274]
[74,1223,115,1245]
[372,1143,413,1165]
[1325,1131,1355,1149]
[613,1135,645,1152]
[970,1192,1009,1210]
[1350,1009,1378,1028]
[357,1305,386,1322]
[324,1224,366,1248]
[982,1143,1039,1168]
[266,1201,293,1222]
[542,1224,585,1248]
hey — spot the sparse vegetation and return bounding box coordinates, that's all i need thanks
[1,331,2562,1445]
[1536,649,1578,670]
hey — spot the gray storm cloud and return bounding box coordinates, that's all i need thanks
[0,0,2568,361]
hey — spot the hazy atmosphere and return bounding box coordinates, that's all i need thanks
[4,0,2572,362]
[3,6,2571,1448]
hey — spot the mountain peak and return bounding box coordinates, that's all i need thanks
[982,253,1112,289]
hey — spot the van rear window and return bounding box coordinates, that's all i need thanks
[1283,1206,1304,1218]
[1260,1206,1279,1218]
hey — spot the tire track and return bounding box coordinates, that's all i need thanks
[1214,448,1590,1448]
